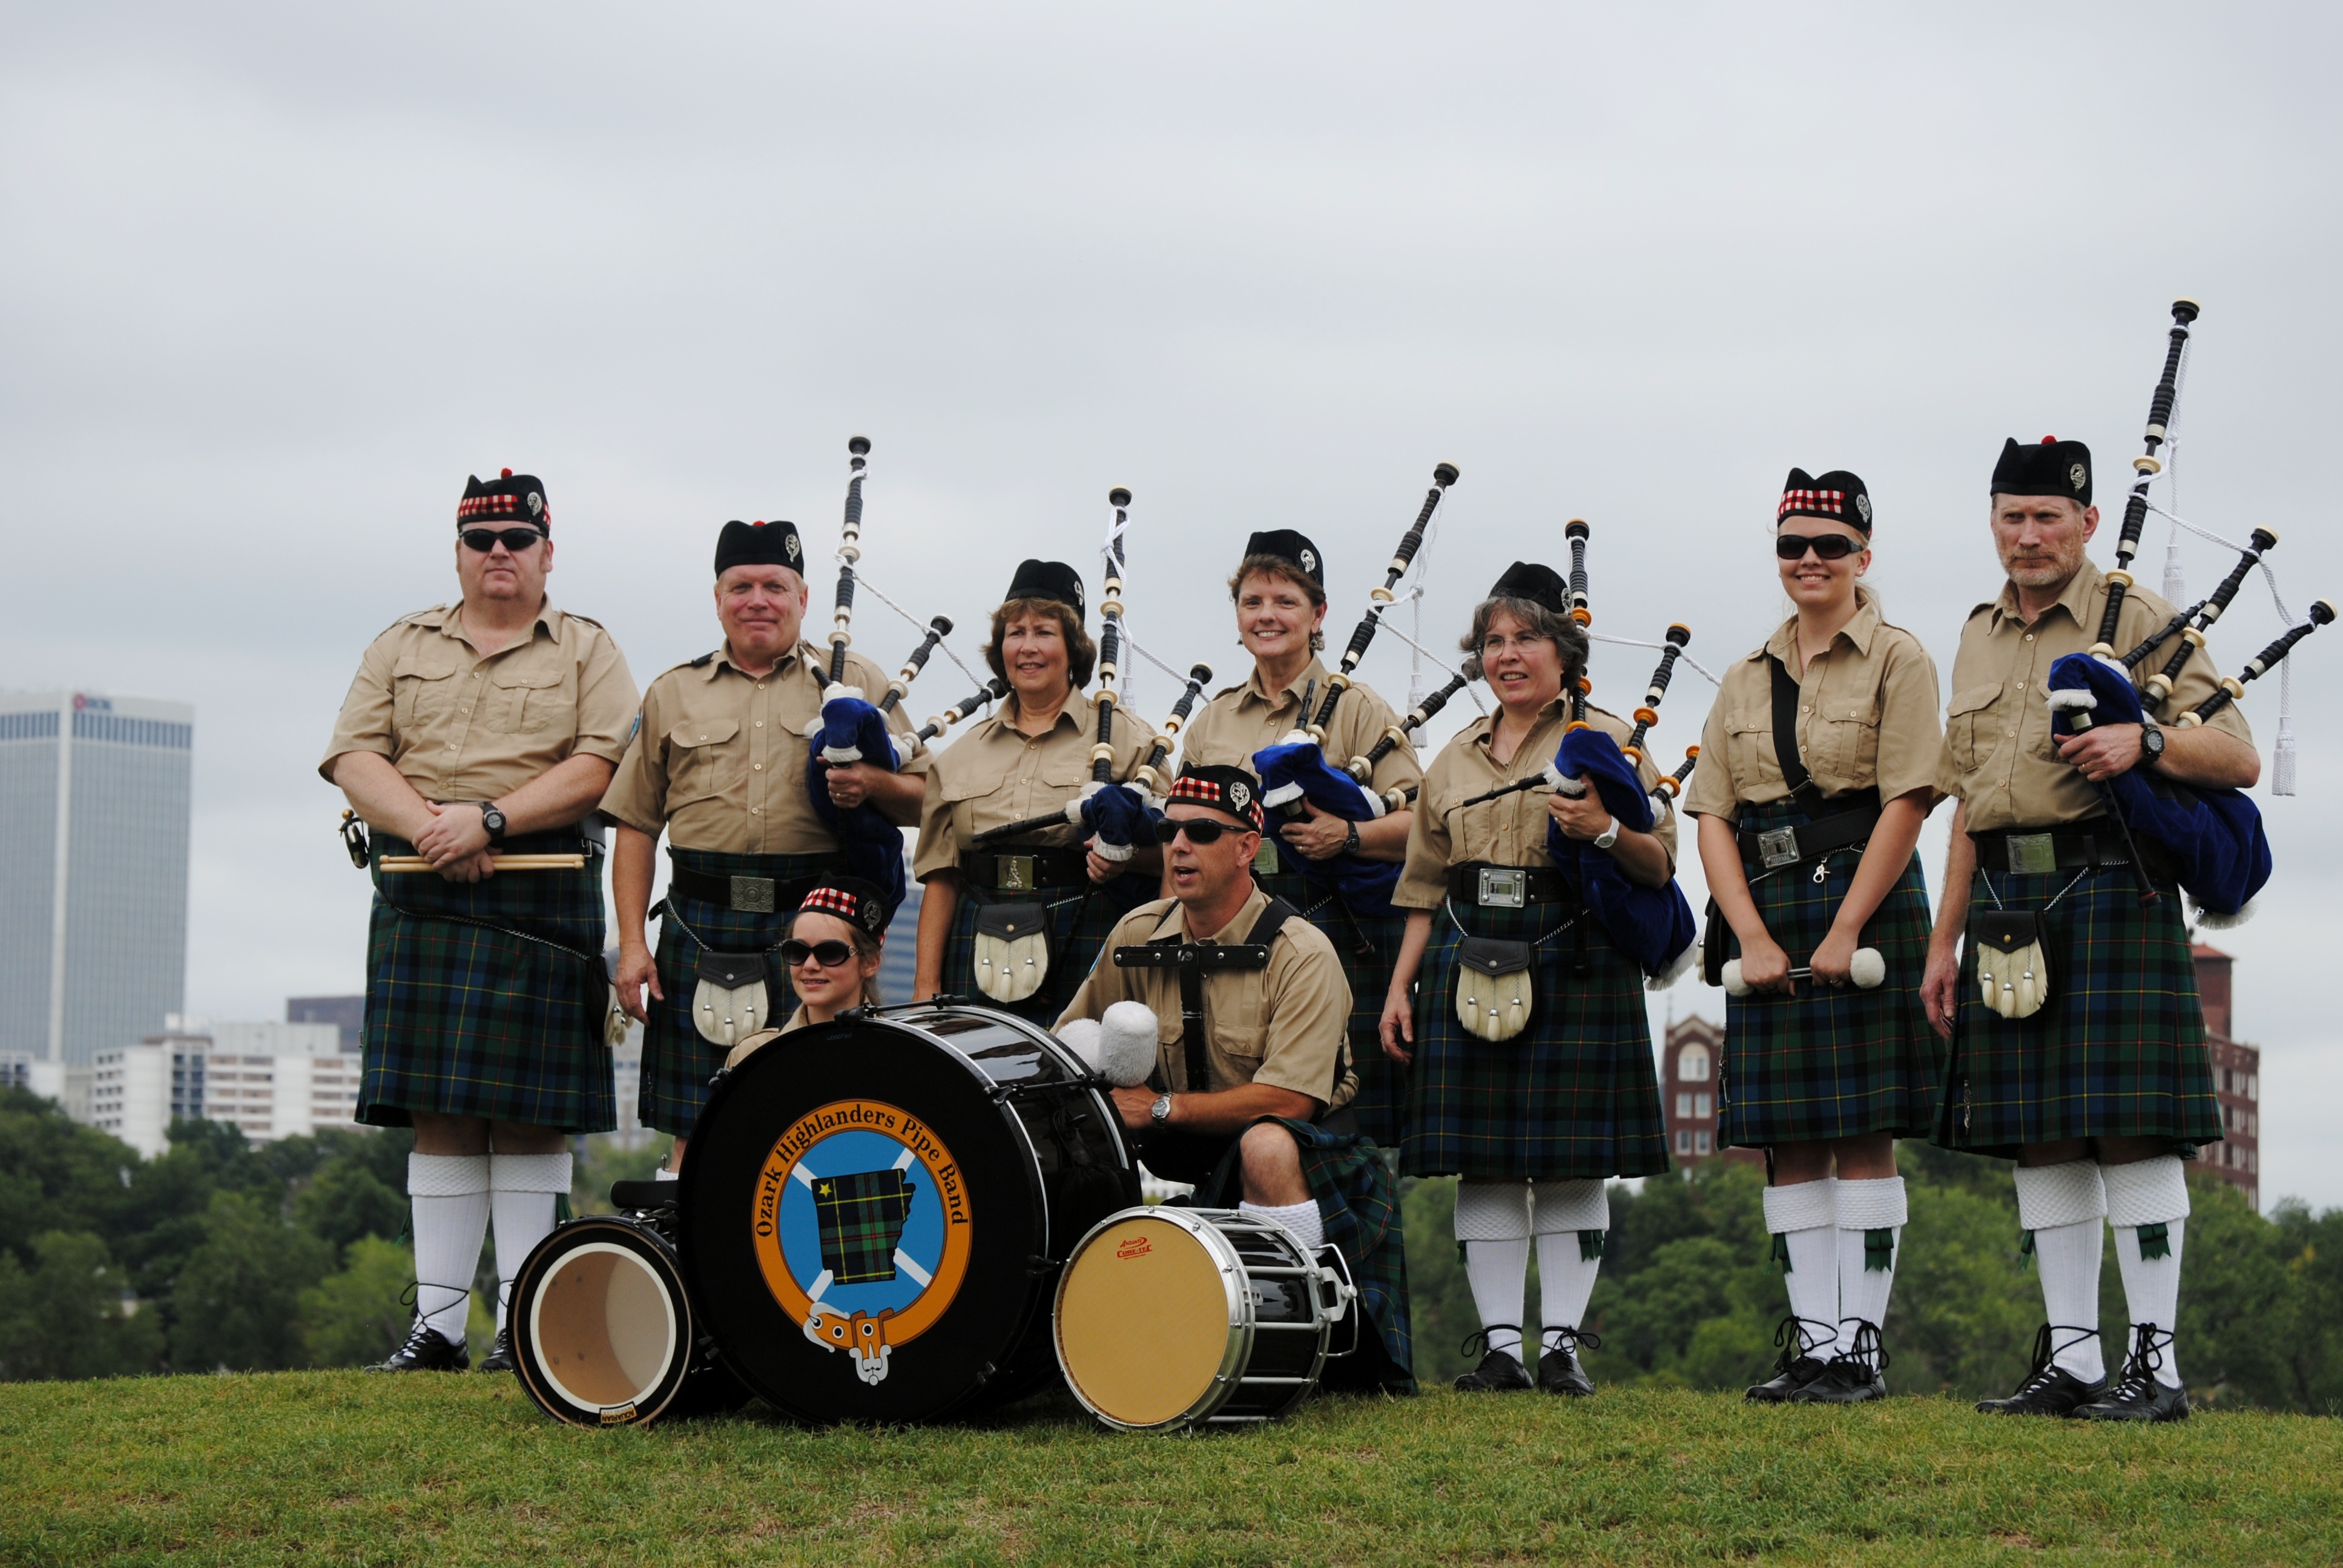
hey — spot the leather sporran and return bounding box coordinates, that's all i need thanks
[1455,936,1535,1043]
[1970,909,2051,1021]
[972,901,1052,1005]
[693,950,773,1047]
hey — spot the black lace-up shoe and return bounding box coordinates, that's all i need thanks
[1452,1328,1532,1391]
[476,1326,516,1374]
[2077,1325,2190,1423]
[1534,1328,1598,1396]
[369,1323,469,1373]
[1791,1321,1888,1405]
[1976,1324,2104,1415]
[1747,1315,1834,1403]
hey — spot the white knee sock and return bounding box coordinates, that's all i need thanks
[407,1153,491,1345]
[490,1151,573,1336]
[1833,1176,1908,1363]
[1531,1179,1607,1347]
[1455,1182,1532,1359]
[1239,1199,1324,1251]
[2014,1160,2108,1383]
[1763,1178,1840,1361]
[2103,1156,2189,1389]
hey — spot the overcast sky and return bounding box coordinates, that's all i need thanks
[5,3,2338,1204]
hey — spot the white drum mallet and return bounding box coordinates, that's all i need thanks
[1722,947,1885,996]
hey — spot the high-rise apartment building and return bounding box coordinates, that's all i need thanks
[0,690,194,1067]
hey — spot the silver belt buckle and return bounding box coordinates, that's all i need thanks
[1477,868,1526,908]
[997,854,1035,892]
[1757,827,1801,869]
[730,875,776,913]
[2005,834,2058,875]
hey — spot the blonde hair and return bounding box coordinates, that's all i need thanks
[786,907,885,1008]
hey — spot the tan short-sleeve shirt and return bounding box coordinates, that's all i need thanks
[1684,601,1943,823]
[320,601,638,800]
[1937,558,2254,833]
[1179,656,1427,799]
[912,699,1158,879]
[598,641,931,855]
[1396,700,1678,909]
[1055,887,1358,1111]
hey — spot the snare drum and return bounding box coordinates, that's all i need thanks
[679,1003,1140,1424]
[1053,1207,1359,1432]
[507,1207,751,1428]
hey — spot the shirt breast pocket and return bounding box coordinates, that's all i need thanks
[1816,693,1882,786]
[1945,684,2004,776]
[1212,1020,1269,1077]
[390,653,463,733]
[490,664,572,734]
[1722,710,1781,792]
[668,719,745,806]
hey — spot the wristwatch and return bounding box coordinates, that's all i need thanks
[478,801,509,843]
[1593,815,1621,851]
[2138,720,2166,767]
[1342,820,1361,855]
[1150,1093,1174,1125]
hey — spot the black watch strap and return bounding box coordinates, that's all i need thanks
[479,801,508,842]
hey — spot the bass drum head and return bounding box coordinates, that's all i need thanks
[1055,1210,1241,1431]
[679,1013,1054,1425]
[511,1216,696,1427]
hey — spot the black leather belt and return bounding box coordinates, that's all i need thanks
[1738,791,1883,874]
[1446,863,1576,908]
[1970,825,2160,876]
[668,862,820,914]
[961,845,1090,892]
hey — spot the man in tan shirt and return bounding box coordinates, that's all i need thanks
[1922,436,2257,1425]
[600,517,928,1169]
[322,467,638,1374]
[1055,765,1413,1392]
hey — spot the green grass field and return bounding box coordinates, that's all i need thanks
[4,1373,2338,1566]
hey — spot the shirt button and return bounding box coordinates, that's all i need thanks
[699,734,707,741]
[2025,634,2035,642]
[473,672,483,680]
[757,682,766,690]
[753,763,762,771]
[754,721,763,728]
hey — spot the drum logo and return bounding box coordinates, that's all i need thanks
[751,1099,972,1388]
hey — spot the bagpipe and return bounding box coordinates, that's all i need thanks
[1251,464,1458,917]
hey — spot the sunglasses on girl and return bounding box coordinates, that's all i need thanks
[1153,815,1250,845]
[461,527,548,553]
[780,938,857,969]
[1775,533,1864,561]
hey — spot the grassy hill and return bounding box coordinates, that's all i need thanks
[5,1372,2339,1566]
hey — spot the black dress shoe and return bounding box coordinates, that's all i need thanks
[1791,1321,1888,1405]
[1976,1323,2105,1416]
[477,1326,516,1374]
[1452,1329,1532,1391]
[1747,1315,1834,1403]
[1534,1327,1598,1396]
[369,1323,470,1373]
[2077,1325,2189,1424]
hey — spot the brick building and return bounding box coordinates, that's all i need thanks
[1659,1015,1759,1168]
[2192,944,2260,1210]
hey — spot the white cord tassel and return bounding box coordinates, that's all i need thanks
[2273,713,2297,797]
[2162,535,2187,604]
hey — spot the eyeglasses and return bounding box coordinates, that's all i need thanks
[461,527,547,554]
[1153,816,1250,845]
[780,939,857,969]
[1775,533,1863,561]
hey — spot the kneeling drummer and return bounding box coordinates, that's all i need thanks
[1056,765,1415,1394]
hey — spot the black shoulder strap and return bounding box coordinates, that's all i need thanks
[1768,654,1815,799]
[1242,896,1300,947]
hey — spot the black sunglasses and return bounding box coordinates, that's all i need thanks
[461,527,548,553]
[1154,816,1250,845]
[780,938,857,969]
[1775,532,1864,561]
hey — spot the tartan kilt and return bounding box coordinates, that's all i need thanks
[1934,864,2219,1157]
[1400,898,1670,1182]
[358,831,613,1133]
[937,874,1150,1025]
[1197,1118,1416,1394]
[1718,803,1943,1148]
[642,848,840,1138]
[1257,861,1411,1149]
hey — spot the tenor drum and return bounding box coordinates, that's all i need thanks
[1053,1207,1359,1432]
[679,1003,1139,1423]
[507,1207,751,1428]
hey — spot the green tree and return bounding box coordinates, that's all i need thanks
[0,1231,163,1382]
[293,1159,407,1259]
[1882,1176,2037,1399]
[0,1088,148,1267]
[166,1192,332,1372]
[298,1236,416,1368]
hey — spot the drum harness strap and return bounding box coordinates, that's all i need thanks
[1116,897,1348,1102]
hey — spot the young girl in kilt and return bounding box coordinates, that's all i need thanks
[1685,468,1943,1405]
[912,561,1159,1018]
[1380,562,1674,1395]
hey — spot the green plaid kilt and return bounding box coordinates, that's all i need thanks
[1934,863,2219,1157]
[1194,1118,1416,1395]
[1718,803,1942,1148]
[642,848,840,1138]
[1257,861,1411,1150]
[1400,898,1670,1182]
[938,873,1150,1024]
[358,831,613,1133]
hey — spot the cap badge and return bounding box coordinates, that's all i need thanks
[785,533,802,562]
[1227,780,1252,811]
[2069,463,2088,492]
[1299,548,1317,574]
[527,492,544,516]
[1854,494,1872,524]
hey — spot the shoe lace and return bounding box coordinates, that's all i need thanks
[2111,1322,2173,1399]
[1459,1325,1521,1362]
[390,1320,447,1358]
[2010,1323,2099,1397]
[1770,1313,1836,1372]
[1831,1319,1891,1374]
[1540,1325,1603,1357]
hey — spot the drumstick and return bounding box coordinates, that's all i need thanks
[379,854,586,872]
[1722,947,1884,996]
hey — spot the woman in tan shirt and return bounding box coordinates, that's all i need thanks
[1684,467,1942,1407]
[1379,562,1673,1397]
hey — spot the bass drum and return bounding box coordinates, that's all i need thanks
[679,1003,1139,1424]
[508,1209,752,1427]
